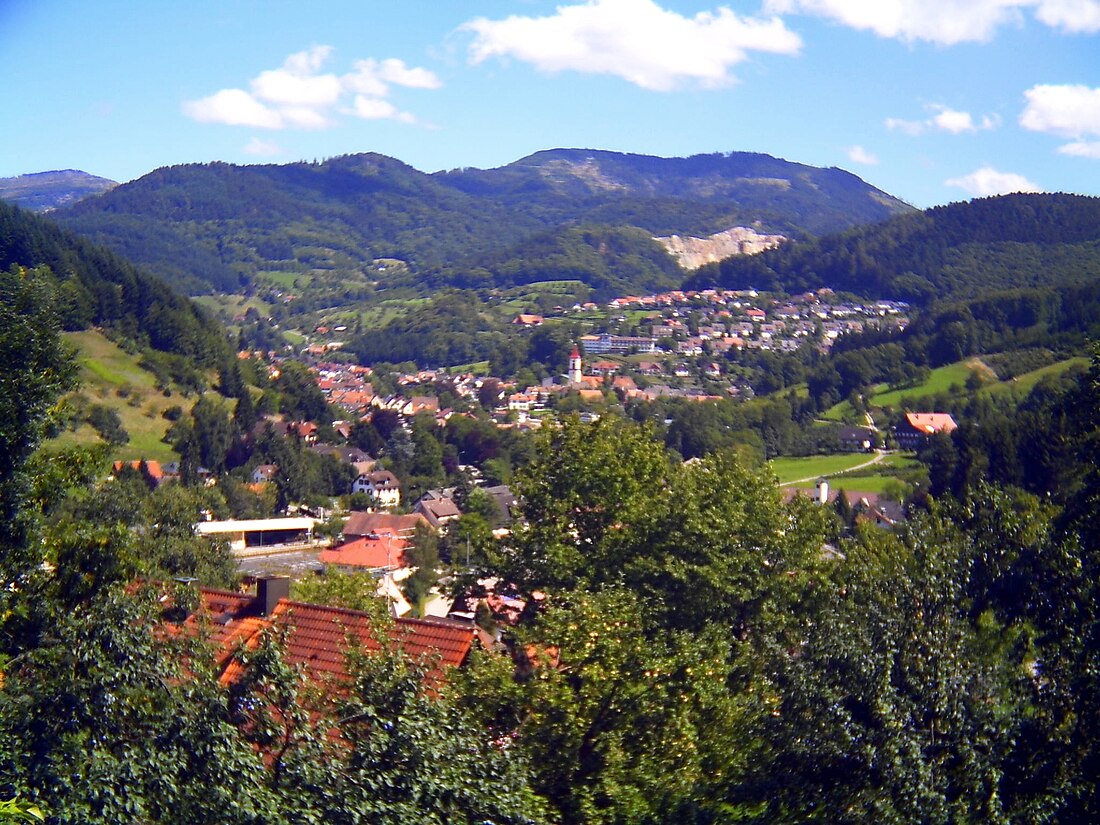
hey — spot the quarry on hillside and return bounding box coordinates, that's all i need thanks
[655,226,785,269]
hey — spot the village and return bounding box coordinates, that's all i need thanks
[290,286,911,426]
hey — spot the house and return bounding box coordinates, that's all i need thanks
[782,486,906,529]
[578,334,657,355]
[342,511,428,540]
[511,314,544,326]
[893,412,958,450]
[588,360,620,376]
[180,578,474,687]
[419,487,457,502]
[112,460,165,487]
[507,393,534,412]
[251,464,278,484]
[836,425,876,452]
[312,445,372,465]
[400,397,440,416]
[351,470,402,508]
[482,485,518,526]
[611,375,638,393]
[319,533,409,570]
[414,496,463,529]
[294,422,318,443]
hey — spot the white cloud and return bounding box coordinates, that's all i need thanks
[1021,84,1100,158]
[182,88,283,129]
[251,69,343,108]
[1059,140,1100,158]
[930,105,1000,134]
[764,0,1100,44]
[350,95,416,124]
[378,58,443,89]
[344,58,442,96]
[282,45,334,75]
[847,145,878,164]
[463,0,801,91]
[1020,83,1100,136]
[885,116,926,136]
[1035,0,1100,32]
[184,46,439,130]
[945,166,1042,196]
[244,137,284,156]
[886,104,999,135]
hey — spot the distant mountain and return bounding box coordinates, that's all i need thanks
[0,170,117,212]
[52,150,913,297]
[688,193,1100,306]
[441,149,911,237]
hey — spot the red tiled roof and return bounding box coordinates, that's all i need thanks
[319,535,408,569]
[904,412,957,434]
[189,588,473,686]
[343,511,427,538]
[112,459,164,481]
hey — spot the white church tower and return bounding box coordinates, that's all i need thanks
[568,344,583,384]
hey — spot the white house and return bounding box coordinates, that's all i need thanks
[352,469,402,509]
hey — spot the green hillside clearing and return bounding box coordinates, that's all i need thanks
[49,330,206,463]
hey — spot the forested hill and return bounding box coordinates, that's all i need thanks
[440,148,911,236]
[688,193,1100,306]
[52,150,912,296]
[0,200,226,366]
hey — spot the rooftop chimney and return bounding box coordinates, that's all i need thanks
[256,576,290,616]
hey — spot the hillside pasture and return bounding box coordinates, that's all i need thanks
[50,331,204,463]
[981,356,1089,399]
[824,359,983,421]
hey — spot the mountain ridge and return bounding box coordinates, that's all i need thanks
[0,169,117,212]
[49,148,914,297]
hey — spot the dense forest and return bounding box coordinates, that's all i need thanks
[0,200,227,367]
[689,193,1100,306]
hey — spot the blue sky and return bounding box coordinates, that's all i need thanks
[2,0,1098,208]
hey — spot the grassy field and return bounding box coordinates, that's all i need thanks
[48,331,203,463]
[981,356,1089,398]
[770,453,879,484]
[256,270,312,290]
[871,360,980,408]
[824,355,1089,422]
[824,359,983,421]
[191,294,273,323]
[772,451,922,492]
[357,297,431,329]
[446,360,491,376]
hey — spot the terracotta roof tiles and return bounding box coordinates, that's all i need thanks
[186,587,474,687]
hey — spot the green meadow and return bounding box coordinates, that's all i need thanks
[49,331,206,463]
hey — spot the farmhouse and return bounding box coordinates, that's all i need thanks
[893,412,958,450]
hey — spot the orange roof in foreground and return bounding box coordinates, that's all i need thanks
[190,587,473,686]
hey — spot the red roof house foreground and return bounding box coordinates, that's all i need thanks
[182,578,474,686]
